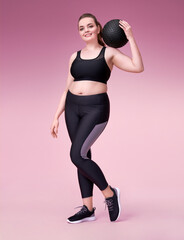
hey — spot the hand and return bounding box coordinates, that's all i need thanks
[119,20,134,40]
[50,118,59,138]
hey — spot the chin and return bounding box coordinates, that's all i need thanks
[84,36,96,42]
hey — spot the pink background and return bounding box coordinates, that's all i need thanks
[1,0,184,239]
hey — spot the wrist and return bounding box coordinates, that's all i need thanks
[54,115,59,121]
[128,36,135,41]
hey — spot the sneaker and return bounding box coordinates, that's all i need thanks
[67,205,96,224]
[104,186,121,221]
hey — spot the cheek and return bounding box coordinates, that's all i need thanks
[79,31,84,37]
[91,28,98,35]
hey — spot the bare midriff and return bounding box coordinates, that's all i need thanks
[68,80,108,96]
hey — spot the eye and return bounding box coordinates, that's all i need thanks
[79,25,93,31]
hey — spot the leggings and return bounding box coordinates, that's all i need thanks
[64,89,110,198]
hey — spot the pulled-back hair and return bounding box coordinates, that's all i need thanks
[78,13,105,47]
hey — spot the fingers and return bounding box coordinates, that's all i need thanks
[51,131,58,138]
[119,20,125,30]
[119,20,129,25]
[50,125,58,138]
[119,20,131,29]
[54,125,58,135]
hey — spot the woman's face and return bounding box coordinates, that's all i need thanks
[78,17,100,42]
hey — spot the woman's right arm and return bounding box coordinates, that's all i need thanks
[50,52,76,138]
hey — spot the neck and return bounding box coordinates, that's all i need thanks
[84,41,102,50]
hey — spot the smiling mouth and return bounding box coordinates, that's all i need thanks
[85,33,92,37]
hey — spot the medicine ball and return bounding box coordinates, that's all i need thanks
[102,19,128,48]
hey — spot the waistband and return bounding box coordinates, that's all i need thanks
[66,89,109,105]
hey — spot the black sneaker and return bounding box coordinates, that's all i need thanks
[67,205,96,224]
[104,186,121,221]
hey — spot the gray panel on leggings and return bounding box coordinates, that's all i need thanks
[80,121,108,159]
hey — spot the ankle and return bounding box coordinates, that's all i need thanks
[106,189,114,198]
[102,185,114,198]
[82,196,93,212]
[85,205,93,212]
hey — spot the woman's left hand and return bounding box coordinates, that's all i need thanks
[119,20,134,40]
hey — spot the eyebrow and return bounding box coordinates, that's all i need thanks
[79,23,93,28]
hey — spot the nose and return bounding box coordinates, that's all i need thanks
[84,30,90,36]
[84,28,90,32]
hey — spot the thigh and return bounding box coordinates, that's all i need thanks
[65,101,92,159]
[64,102,80,142]
[71,104,110,159]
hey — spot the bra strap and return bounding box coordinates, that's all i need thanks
[77,50,81,58]
[98,46,106,58]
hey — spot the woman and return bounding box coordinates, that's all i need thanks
[50,13,144,223]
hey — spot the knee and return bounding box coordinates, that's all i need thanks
[70,146,81,167]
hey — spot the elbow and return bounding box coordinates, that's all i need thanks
[131,62,144,73]
[140,63,144,72]
[135,66,144,73]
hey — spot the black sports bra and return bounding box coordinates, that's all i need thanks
[70,46,111,84]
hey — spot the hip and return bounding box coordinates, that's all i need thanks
[66,89,110,106]
[65,89,110,122]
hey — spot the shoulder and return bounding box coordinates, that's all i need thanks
[105,46,122,59]
[70,51,78,61]
[68,50,79,65]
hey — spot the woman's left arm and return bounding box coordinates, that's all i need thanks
[112,20,144,73]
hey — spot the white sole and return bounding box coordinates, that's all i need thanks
[67,215,96,224]
[114,187,121,221]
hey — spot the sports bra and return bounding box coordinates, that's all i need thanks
[70,46,111,84]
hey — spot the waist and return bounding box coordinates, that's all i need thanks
[66,89,109,105]
[69,80,107,95]
[74,78,107,84]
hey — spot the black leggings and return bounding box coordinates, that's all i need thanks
[64,89,110,198]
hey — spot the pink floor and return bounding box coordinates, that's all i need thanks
[1,189,184,239]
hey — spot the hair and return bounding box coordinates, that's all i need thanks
[78,13,105,47]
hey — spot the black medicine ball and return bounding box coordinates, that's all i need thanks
[102,19,128,48]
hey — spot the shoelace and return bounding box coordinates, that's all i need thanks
[104,198,114,211]
[74,205,88,215]
[74,205,96,215]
